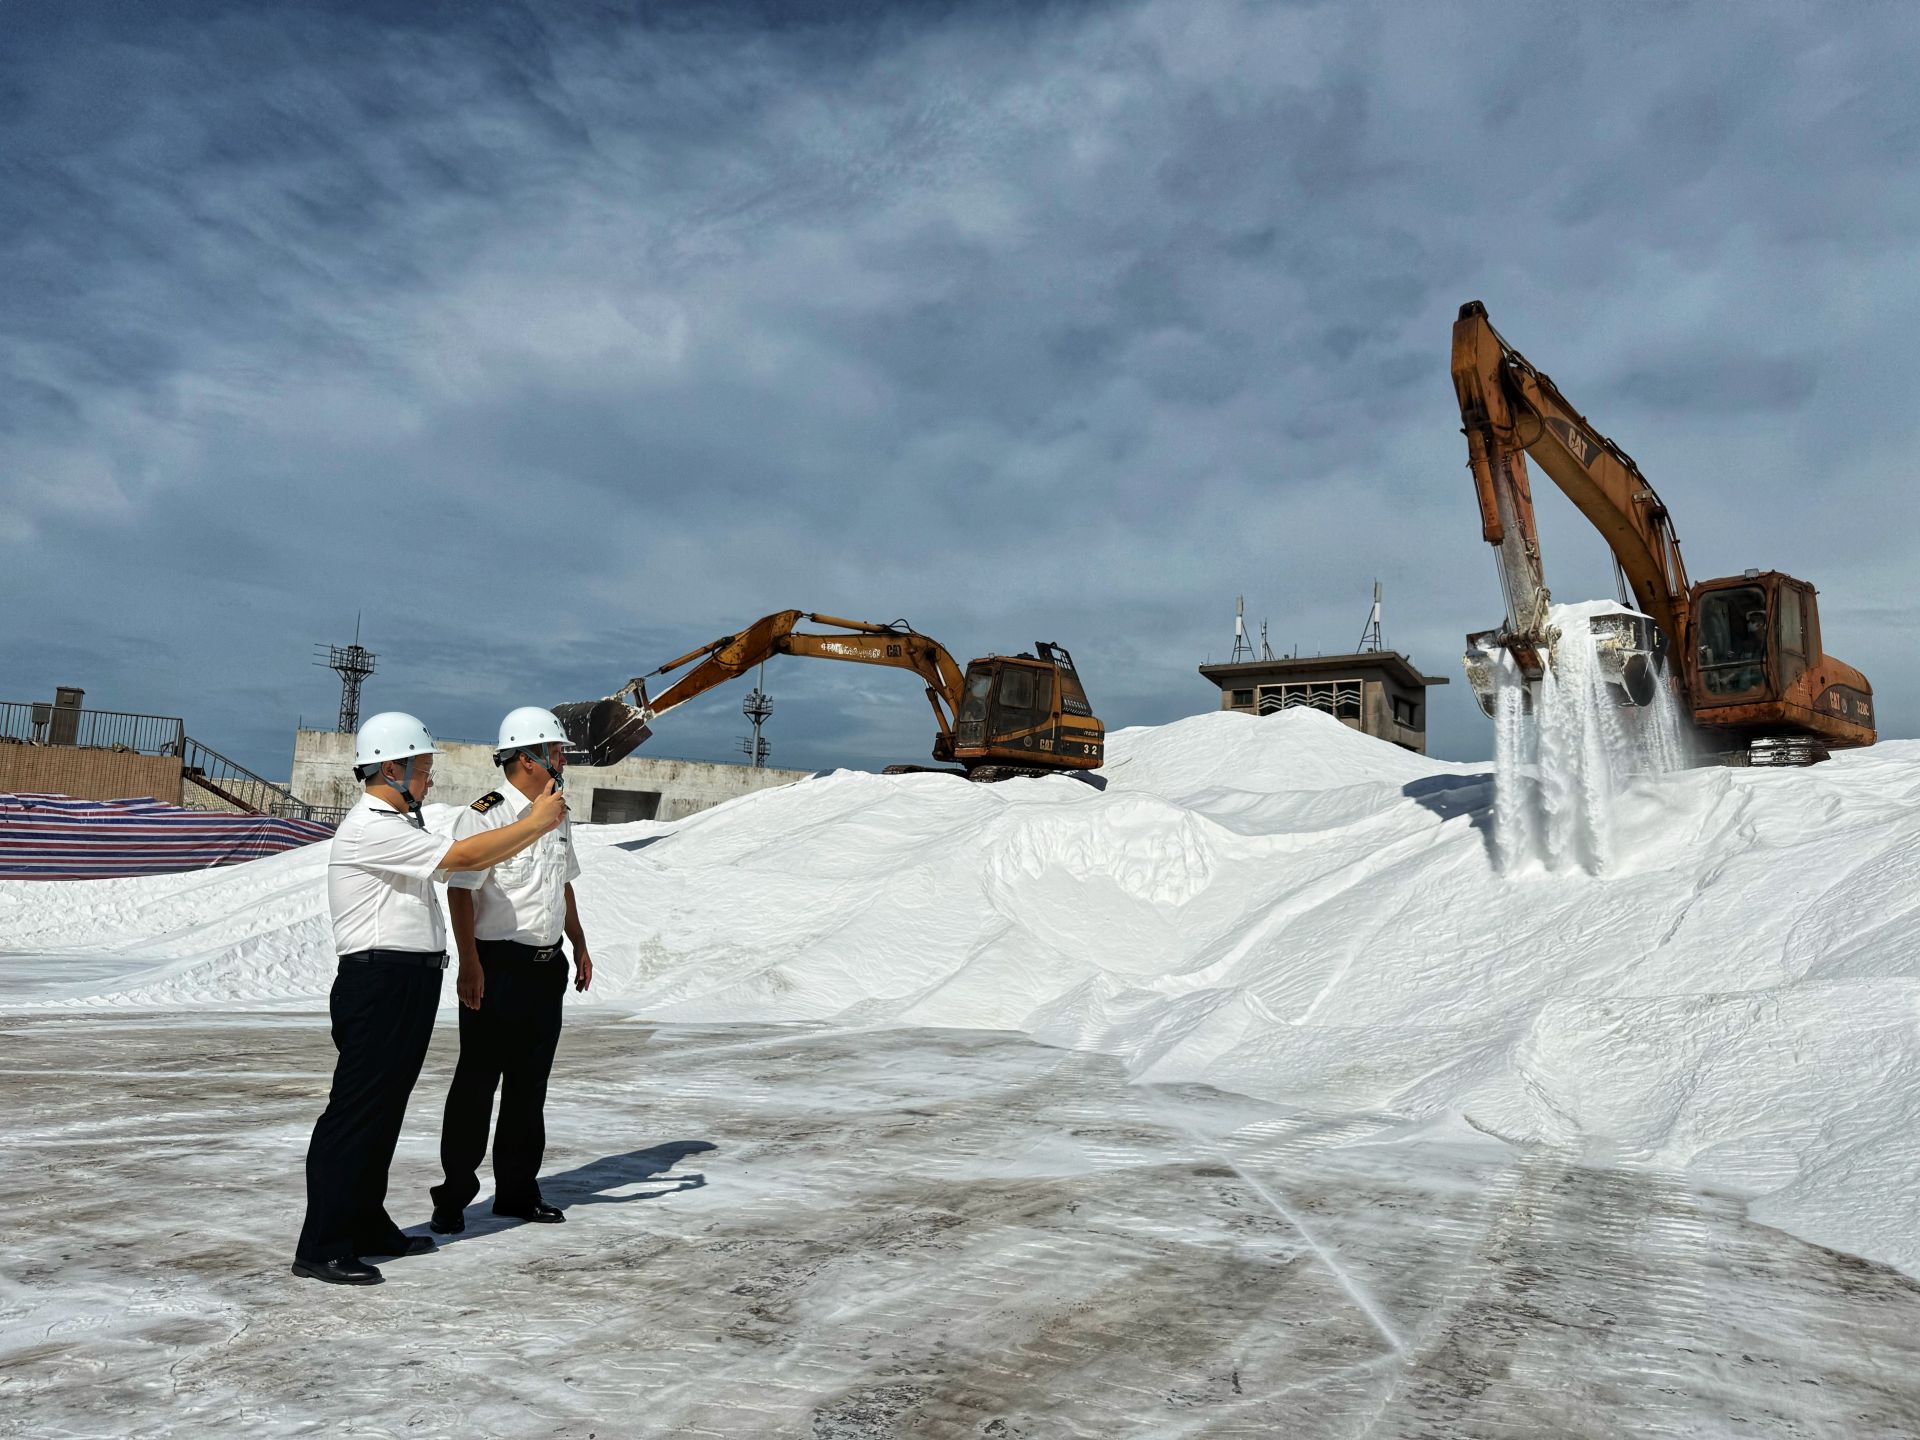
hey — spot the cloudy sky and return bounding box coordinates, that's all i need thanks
[5,0,1918,779]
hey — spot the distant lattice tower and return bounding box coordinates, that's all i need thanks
[316,623,378,734]
[1230,596,1256,663]
[739,661,773,768]
[1356,581,1384,653]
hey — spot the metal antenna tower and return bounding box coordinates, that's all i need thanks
[315,617,378,734]
[1230,596,1256,662]
[1356,581,1384,653]
[739,660,773,768]
[1259,618,1275,661]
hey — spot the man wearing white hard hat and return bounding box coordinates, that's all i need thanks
[428,706,592,1234]
[291,711,567,1286]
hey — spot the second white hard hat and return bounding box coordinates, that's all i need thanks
[354,711,444,768]
[496,706,568,753]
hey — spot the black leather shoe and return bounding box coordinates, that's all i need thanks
[428,1209,465,1235]
[290,1256,383,1286]
[493,1201,564,1224]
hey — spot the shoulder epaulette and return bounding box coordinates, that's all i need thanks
[471,791,505,813]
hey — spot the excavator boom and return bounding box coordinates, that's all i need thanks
[1454,302,1692,662]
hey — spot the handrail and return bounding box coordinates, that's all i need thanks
[180,736,315,821]
[0,700,186,755]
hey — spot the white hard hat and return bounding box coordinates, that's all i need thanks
[496,706,568,754]
[354,711,444,768]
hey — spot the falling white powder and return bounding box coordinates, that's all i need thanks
[1494,600,1692,875]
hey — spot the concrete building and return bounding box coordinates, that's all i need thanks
[1198,651,1450,754]
[3,686,325,815]
[290,729,815,823]
[1,688,186,803]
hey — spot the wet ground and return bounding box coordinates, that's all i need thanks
[2,1012,1917,1438]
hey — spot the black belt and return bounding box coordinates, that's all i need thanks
[477,939,564,963]
[339,949,449,970]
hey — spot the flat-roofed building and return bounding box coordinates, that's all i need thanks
[1198,650,1449,754]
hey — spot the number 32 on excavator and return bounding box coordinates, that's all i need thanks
[1452,301,1874,765]
[552,611,1105,782]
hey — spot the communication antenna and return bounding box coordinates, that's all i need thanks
[1259,618,1275,662]
[315,616,378,734]
[1230,596,1255,662]
[739,660,773,768]
[1356,581,1384,653]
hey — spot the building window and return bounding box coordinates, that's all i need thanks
[1391,695,1419,728]
[1258,680,1362,720]
[1230,689,1255,710]
[590,788,661,824]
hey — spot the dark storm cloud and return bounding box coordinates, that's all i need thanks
[1610,356,1818,416]
[4,0,1919,778]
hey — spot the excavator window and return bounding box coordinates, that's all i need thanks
[1778,590,1805,656]
[958,669,994,726]
[1696,586,1770,697]
[997,667,1037,714]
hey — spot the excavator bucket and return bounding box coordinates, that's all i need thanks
[552,698,652,767]
[1464,612,1661,718]
[1591,611,1661,707]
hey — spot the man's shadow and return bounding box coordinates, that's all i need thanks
[417,1139,716,1248]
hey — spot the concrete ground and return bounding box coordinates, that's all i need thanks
[3,1012,1918,1438]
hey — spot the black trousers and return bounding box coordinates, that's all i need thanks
[431,940,568,1215]
[295,956,443,1262]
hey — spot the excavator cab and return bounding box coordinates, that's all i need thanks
[949,643,1103,773]
[1685,572,1874,757]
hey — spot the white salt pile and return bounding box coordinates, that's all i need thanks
[2,706,1916,1277]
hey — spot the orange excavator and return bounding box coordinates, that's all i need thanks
[1453,300,1875,764]
[553,610,1105,781]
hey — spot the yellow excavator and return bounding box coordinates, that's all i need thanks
[1453,300,1875,764]
[553,610,1105,781]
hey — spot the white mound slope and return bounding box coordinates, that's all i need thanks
[2,710,1917,1275]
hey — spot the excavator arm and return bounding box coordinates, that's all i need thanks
[1454,300,1689,709]
[555,611,968,766]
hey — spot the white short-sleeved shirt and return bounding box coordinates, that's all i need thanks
[446,783,579,946]
[326,794,457,955]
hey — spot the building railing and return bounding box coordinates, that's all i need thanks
[2,699,338,827]
[0,700,186,756]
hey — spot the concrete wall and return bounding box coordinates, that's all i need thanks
[289,730,815,823]
[1361,680,1430,755]
[0,745,185,803]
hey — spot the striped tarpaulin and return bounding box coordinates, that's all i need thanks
[0,793,333,880]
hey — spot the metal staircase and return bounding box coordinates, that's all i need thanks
[180,736,317,820]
